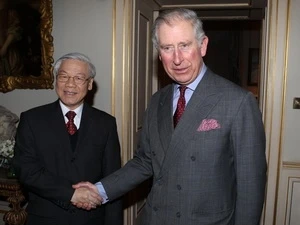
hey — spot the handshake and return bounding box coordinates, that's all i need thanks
[71,182,103,210]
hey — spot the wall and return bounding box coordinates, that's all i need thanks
[0,0,114,222]
[0,0,114,118]
[282,0,300,162]
[275,0,300,223]
[262,0,300,224]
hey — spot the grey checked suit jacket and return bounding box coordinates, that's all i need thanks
[101,69,267,225]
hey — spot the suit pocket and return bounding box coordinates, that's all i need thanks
[191,207,234,224]
[192,205,233,215]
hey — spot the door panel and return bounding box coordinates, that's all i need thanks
[125,1,158,225]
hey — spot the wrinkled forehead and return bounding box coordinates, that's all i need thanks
[157,20,195,42]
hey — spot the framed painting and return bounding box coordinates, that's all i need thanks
[0,0,54,93]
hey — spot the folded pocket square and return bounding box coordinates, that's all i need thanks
[197,119,221,131]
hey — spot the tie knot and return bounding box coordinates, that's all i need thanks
[66,111,76,120]
[179,85,187,95]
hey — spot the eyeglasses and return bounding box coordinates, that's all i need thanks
[56,75,90,85]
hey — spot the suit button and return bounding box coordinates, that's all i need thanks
[190,156,196,161]
[157,179,162,185]
[176,212,181,217]
[152,151,156,156]
[176,185,181,190]
[153,206,158,211]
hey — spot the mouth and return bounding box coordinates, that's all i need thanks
[64,91,77,96]
[174,67,189,74]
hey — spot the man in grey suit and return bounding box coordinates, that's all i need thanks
[13,52,123,225]
[74,8,267,225]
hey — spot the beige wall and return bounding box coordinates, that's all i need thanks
[275,0,300,223]
[0,0,114,118]
[0,0,115,220]
[262,0,300,224]
[282,0,300,162]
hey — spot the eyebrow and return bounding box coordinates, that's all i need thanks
[178,41,192,45]
[58,71,87,77]
[159,40,192,47]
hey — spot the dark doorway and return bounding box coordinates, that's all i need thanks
[204,20,261,98]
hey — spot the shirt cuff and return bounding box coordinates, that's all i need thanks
[95,182,109,204]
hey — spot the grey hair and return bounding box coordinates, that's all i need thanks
[152,8,206,49]
[53,52,96,78]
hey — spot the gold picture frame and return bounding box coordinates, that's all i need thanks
[0,0,54,93]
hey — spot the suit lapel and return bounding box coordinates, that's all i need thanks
[75,103,92,154]
[157,85,174,153]
[158,70,224,178]
[47,101,73,153]
[47,101,92,156]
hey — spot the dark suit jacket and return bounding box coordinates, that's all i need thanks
[13,101,123,225]
[101,69,267,225]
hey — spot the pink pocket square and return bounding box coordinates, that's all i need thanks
[197,119,221,131]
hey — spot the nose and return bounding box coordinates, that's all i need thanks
[65,77,76,87]
[173,49,183,65]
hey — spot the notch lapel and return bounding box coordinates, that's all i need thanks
[48,101,73,153]
[74,104,91,154]
[157,85,174,153]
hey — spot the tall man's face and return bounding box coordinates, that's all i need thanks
[55,59,93,110]
[158,20,208,85]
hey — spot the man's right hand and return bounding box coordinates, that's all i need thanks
[71,185,102,210]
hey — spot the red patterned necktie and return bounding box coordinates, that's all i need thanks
[173,86,187,127]
[66,111,77,135]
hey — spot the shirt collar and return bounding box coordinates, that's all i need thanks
[174,63,207,91]
[59,101,83,122]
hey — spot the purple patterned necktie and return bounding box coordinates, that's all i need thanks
[66,111,77,135]
[173,86,187,127]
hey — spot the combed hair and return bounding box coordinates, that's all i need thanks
[53,52,96,78]
[152,8,206,49]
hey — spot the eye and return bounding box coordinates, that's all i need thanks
[74,76,85,81]
[58,75,68,80]
[161,45,174,53]
[179,42,191,51]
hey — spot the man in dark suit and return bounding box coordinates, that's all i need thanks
[74,8,267,225]
[13,52,123,225]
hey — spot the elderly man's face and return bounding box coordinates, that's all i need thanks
[55,59,93,110]
[158,20,208,85]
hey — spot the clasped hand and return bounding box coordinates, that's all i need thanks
[71,182,102,210]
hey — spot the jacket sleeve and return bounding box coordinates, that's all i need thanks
[232,92,267,225]
[102,119,123,225]
[101,106,154,201]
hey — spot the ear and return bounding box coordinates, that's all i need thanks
[88,78,94,91]
[159,54,162,61]
[200,36,209,57]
